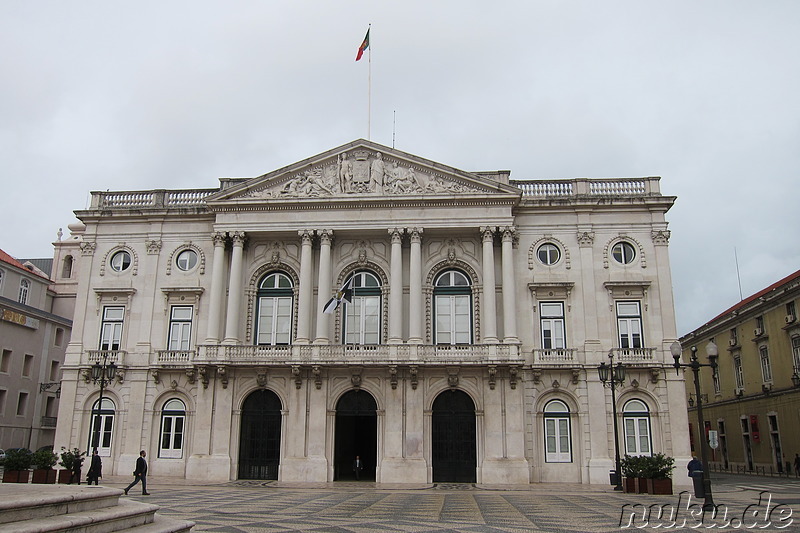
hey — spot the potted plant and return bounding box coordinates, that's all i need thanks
[31,448,59,483]
[620,455,646,493]
[2,448,32,483]
[642,453,675,495]
[58,447,85,484]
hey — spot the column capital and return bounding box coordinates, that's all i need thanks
[480,227,495,242]
[389,227,403,243]
[318,229,333,245]
[230,231,247,246]
[299,229,313,244]
[409,227,423,243]
[212,232,226,246]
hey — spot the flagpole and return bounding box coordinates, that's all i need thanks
[367,23,371,140]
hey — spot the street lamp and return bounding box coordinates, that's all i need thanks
[671,340,719,511]
[90,353,117,451]
[598,350,627,491]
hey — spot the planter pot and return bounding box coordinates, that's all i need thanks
[32,469,57,484]
[58,469,73,484]
[624,477,638,493]
[2,470,30,483]
[637,477,649,494]
[648,478,673,495]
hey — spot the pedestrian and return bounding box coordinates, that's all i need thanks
[69,452,84,485]
[794,454,800,478]
[687,456,702,478]
[86,448,102,485]
[124,450,150,495]
[353,455,363,481]
[785,459,792,477]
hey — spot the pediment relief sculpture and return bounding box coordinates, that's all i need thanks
[242,150,486,199]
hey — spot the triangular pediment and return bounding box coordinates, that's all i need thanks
[206,140,520,206]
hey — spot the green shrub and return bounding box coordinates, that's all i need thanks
[4,448,32,471]
[58,447,85,470]
[31,449,58,469]
[641,453,675,479]
[620,455,645,478]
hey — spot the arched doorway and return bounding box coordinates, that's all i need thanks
[334,389,377,481]
[238,389,282,480]
[432,389,476,482]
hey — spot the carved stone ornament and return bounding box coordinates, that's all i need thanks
[577,231,595,247]
[80,241,96,256]
[292,366,302,390]
[351,373,363,389]
[631,379,640,389]
[488,366,497,390]
[409,365,418,390]
[571,369,580,385]
[389,366,398,390]
[651,230,671,244]
[81,368,91,383]
[145,240,162,255]
[198,366,209,389]
[115,369,125,384]
[151,369,160,385]
[186,368,196,384]
[447,373,459,388]
[218,366,228,389]
[650,368,660,384]
[312,366,322,390]
[531,369,542,384]
[170,380,178,390]
[552,380,560,389]
[256,372,268,388]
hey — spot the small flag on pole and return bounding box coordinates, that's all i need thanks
[356,28,370,61]
[323,277,355,314]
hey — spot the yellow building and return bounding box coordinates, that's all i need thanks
[678,269,800,474]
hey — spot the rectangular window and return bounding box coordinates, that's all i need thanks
[0,349,10,373]
[616,301,643,349]
[730,328,738,346]
[89,412,114,457]
[16,391,28,416]
[624,416,651,455]
[792,336,800,373]
[257,297,292,345]
[787,301,797,319]
[54,327,65,347]
[540,302,566,350]
[760,346,772,383]
[167,306,193,351]
[712,365,721,394]
[49,361,59,382]
[734,355,744,390]
[755,316,765,334]
[22,354,34,377]
[544,417,572,462]
[435,294,471,345]
[18,279,30,305]
[0,389,6,415]
[99,306,124,351]
[160,414,185,458]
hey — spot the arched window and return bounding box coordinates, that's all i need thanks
[175,249,198,272]
[343,271,381,345]
[256,272,293,345]
[623,399,652,456]
[159,398,186,459]
[543,399,572,462]
[18,279,30,305]
[88,397,115,457]
[434,270,472,345]
[612,241,636,265]
[62,255,74,278]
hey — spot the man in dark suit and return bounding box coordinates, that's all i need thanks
[86,448,102,485]
[124,450,150,495]
[353,455,363,481]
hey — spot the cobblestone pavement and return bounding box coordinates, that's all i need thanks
[108,474,800,532]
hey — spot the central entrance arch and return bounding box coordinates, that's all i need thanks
[238,389,282,480]
[334,389,377,481]
[432,389,477,482]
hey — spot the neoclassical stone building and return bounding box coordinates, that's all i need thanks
[53,139,692,487]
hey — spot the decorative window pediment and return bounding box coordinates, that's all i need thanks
[160,287,204,315]
[93,287,136,315]
[603,281,651,311]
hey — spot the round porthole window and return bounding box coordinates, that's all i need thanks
[537,243,561,265]
[612,242,636,264]
[176,249,198,271]
[110,250,131,272]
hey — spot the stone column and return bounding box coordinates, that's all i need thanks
[408,228,423,344]
[205,232,227,343]
[481,227,498,344]
[314,230,333,344]
[222,231,245,345]
[389,228,403,344]
[296,230,314,344]
[501,227,519,344]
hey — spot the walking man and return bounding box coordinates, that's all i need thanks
[353,455,363,481]
[86,448,102,485]
[124,450,150,495]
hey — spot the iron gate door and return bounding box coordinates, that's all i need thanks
[432,390,476,483]
[238,389,282,480]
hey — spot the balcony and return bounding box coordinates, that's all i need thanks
[166,344,525,366]
[86,350,125,365]
[611,347,656,363]
[533,348,577,364]
[41,416,57,428]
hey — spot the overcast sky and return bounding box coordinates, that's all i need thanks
[2,1,798,335]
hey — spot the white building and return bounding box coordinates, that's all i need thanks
[53,139,691,486]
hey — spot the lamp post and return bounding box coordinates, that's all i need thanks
[671,340,718,511]
[598,350,626,491]
[90,353,117,452]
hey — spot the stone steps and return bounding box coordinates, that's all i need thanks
[0,485,193,533]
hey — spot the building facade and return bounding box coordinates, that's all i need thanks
[0,249,71,451]
[53,140,691,486]
[679,269,800,474]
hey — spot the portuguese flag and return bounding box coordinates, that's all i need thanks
[356,28,370,61]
